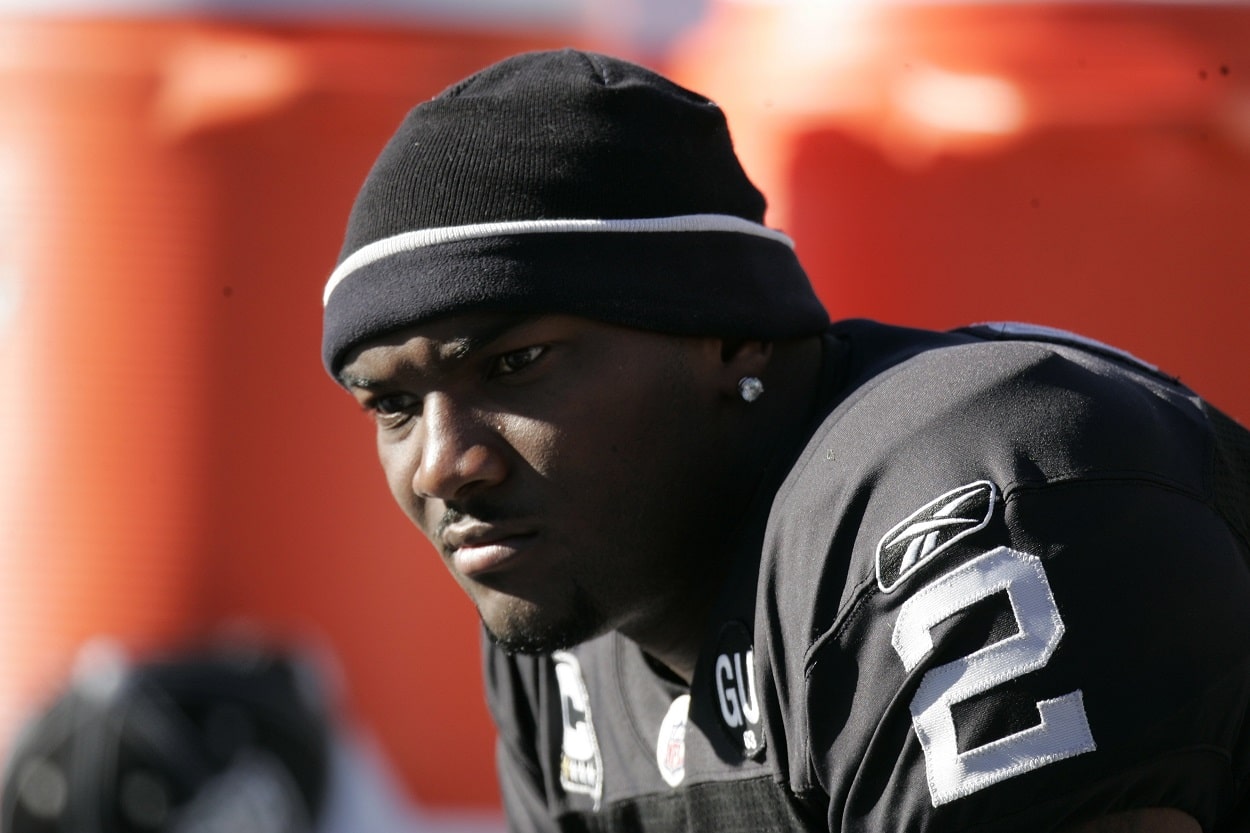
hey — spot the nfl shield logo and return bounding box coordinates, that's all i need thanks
[656,695,690,788]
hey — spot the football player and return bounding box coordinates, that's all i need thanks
[322,49,1250,832]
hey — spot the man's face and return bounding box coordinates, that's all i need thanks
[339,313,735,654]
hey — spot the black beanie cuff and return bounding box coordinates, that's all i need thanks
[321,217,829,377]
[324,213,795,306]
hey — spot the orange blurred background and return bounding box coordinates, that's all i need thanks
[0,0,1246,817]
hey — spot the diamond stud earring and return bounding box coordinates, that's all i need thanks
[738,376,764,403]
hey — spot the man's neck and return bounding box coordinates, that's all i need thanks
[623,335,829,684]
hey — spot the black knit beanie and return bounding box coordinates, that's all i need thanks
[321,48,829,377]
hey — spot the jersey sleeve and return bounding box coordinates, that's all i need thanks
[813,479,1250,833]
[758,335,1250,833]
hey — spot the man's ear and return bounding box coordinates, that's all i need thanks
[719,338,773,391]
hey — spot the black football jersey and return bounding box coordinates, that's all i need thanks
[485,320,1250,832]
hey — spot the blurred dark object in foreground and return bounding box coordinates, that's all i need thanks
[1,641,329,833]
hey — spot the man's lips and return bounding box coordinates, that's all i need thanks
[442,522,538,577]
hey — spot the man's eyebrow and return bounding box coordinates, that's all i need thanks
[337,315,542,390]
[339,372,376,390]
[444,315,540,359]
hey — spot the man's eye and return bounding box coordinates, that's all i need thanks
[365,394,418,429]
[491,345,547,377]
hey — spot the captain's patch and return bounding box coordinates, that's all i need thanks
[876,480,997,593]
[553,651,603,808]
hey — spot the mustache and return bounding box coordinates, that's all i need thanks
[436,506,468,541]
[434,502,524,549]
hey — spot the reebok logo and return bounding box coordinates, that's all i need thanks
[876,480,997,593]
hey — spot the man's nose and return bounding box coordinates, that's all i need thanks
[410,394,507,501]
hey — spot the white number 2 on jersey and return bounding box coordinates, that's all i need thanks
[890,546,1096,806]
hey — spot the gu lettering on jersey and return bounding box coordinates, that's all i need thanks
[876,480,997,593]
[712,622,764,758]
[656,695,690,787]
[553,651,603,807]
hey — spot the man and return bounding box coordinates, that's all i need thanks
[320,49,1250,832]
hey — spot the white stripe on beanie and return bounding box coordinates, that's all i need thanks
[323,213,795,306]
